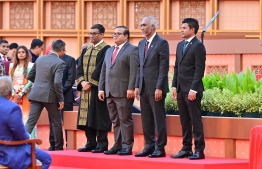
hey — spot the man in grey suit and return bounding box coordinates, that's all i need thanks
[25,39,66,150]
[135,16,169,158]
[98,26,138,155]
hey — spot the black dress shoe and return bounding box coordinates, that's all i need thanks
[170,150,193,158]
[92,147,108,153]
[135,148,154,157]
[78,144,96,152]
[48,147,55,151]
[104,148,121,155]
[148,150,166,158]
[117,148,132,155]
[188,151,205,160]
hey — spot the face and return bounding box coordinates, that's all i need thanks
[181,23,195,40]
[113,28,127,46]
[17,48,27,60]
[6,49,16,60]
[140,17,154,38]
[0,43,9,55]
[35,44,44,56]
[89,28,103,45]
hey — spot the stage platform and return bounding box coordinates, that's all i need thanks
[49,150,249,169]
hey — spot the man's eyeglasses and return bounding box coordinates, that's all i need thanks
[89,32,101,36]
[112,32,124,36]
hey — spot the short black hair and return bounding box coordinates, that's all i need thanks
[182,18,199,34]
[30,39,44,49]
[91,24,105,33]
[52,39,66,52]
[0,40,8,46]
[116,26,130,39]
[9,43,18,50]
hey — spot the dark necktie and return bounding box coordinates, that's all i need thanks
[111,46,119,64]
[144,41,149,57]
[182,41,189,54]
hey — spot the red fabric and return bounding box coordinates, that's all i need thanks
[4,61,11,75]
[249,126,262,169]
[49,150,249,169]
[45,45,52,55]
[256,74,262,81]
[111,46,119,64]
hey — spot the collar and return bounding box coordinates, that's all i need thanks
[52,52,59,57]
[185,35,195,43]
[115,41,127,50]
[93,40,104,48]
[146,32,157,43]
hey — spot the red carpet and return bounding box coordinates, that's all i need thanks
[48,150,249,169]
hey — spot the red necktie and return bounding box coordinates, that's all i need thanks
[111,46,119,64]
[3,55,7,61]
[144,41,149,57]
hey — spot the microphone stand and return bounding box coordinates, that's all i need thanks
[201,11,221,44]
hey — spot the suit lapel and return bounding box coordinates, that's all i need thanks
[180,37,197,63]
[144,34,158,63]
[111,42,129,67]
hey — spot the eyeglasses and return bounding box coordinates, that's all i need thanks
[89,32,101,36]
[112,32,124,36]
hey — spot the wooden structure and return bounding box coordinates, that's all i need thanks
[0,139,42,169]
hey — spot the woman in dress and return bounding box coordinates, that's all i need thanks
[9,46,34,128]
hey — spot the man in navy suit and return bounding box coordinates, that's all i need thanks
[135,16,169,158]
[171,18,206,160]
[0,76,51,169]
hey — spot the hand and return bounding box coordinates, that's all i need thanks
[14,94,22,104]
[155,89,162,101]
[171,88,177,100]
[81,81,91,91]
[135,88,140,101]
[127,90,135,99]
[98,91,105,101]
[58,101,64,110]
[188,91,196,101]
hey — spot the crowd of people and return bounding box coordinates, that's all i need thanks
[0,16,206,169]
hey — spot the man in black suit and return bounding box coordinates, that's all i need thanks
[48,53,76,151]
[171,18,206,160]
[135,16,169,158]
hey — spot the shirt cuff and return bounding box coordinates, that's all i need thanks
[99,90,104,93]
[190,89,197,93]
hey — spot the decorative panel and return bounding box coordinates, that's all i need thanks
[134,2,160,29]
[92,2,117,29]
[219,1,259,30]
[206,65,228,75]
[180,1,206,29]
[10,2,34,29]
[251,65,261,74]
[51,2,75,29]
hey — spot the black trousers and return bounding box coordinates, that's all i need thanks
[177,92,205,151]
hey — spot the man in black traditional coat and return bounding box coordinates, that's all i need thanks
[76,24,111,153]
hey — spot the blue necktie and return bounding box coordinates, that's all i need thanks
[182,41,189,54]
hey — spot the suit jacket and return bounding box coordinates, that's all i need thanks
[172,37,206,93]
[61,54,76,103]
[27,53,66,103]
[0,96,32,169]
[99,42,138,97]
[135,33,169,95]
